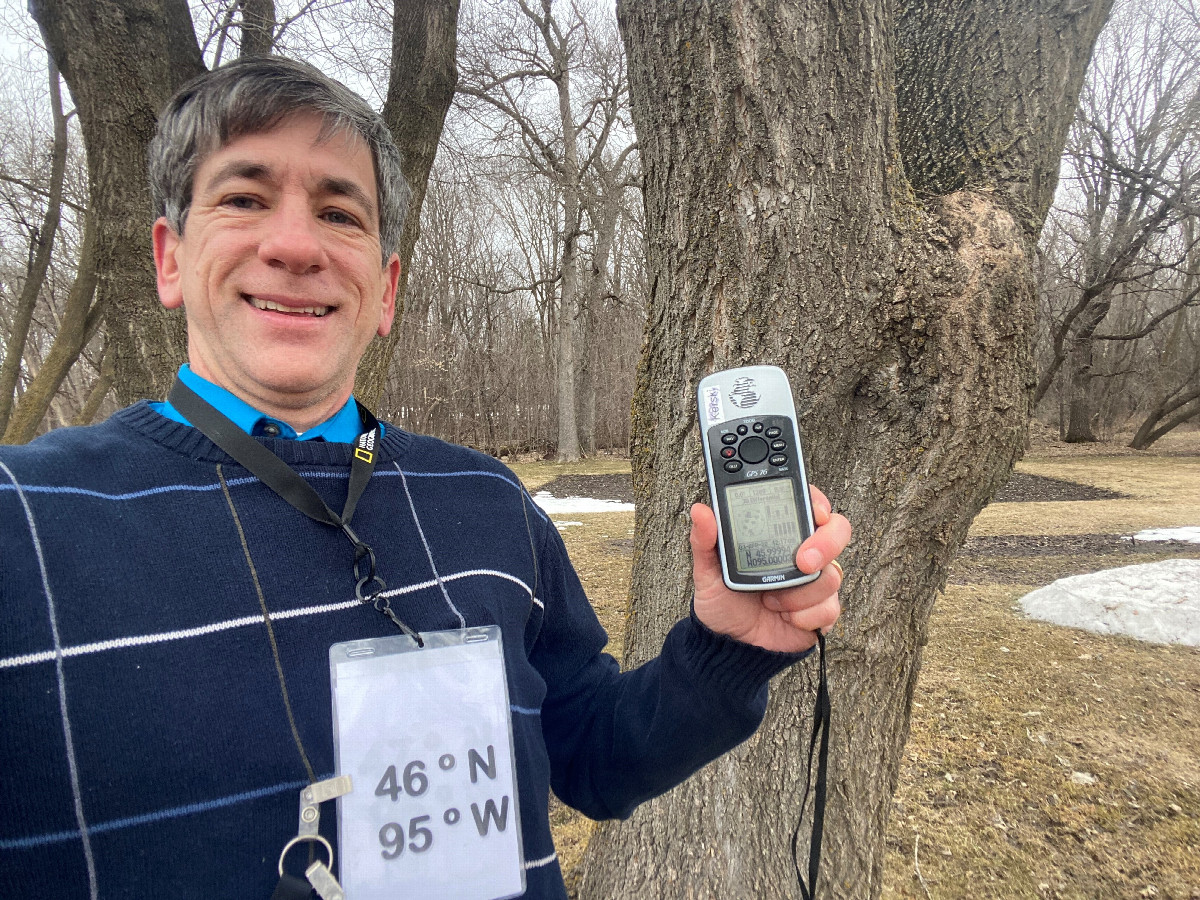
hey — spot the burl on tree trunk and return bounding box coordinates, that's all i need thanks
[581,1,1112,897]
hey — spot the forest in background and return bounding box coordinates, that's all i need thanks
[0,0,1196,455]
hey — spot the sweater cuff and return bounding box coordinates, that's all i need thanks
[670,603,815,707]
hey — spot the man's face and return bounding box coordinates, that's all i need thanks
[153,114,400,423]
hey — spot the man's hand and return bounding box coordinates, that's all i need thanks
[691,486,850,653]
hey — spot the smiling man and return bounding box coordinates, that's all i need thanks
[0,57,848,899]
[153,114,399,430]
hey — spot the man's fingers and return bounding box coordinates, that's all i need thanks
[689,503,718,552]
[765,561,842,611]
[809,485,832,526]
[690,503,732,597]
[784,592,841,632]
[795,512,852,574]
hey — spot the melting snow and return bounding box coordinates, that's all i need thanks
[532,491,634,514]
[1019,559,1200,647]
[1127,526,1200,544]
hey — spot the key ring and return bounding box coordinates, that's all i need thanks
[278,833,334,879]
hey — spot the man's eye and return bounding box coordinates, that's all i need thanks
[323,209,362,227]
[224,195,262,210]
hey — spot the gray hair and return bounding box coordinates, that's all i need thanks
[148,56,409,263]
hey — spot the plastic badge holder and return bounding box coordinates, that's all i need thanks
[330,626,525,900]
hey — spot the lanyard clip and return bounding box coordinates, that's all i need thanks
[277,777,353,900]
[298,775,353,837]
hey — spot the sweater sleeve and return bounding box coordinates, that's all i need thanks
[528,522,811,821]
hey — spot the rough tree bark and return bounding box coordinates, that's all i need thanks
[354,0,461,409]
[581,1,1111,897]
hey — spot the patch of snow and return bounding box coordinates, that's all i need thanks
[532,491,634,514]
[554,521,584,530]
[1019,559,1200,647]
[1126,526,1200,544]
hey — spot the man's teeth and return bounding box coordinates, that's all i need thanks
[249,297,330,317]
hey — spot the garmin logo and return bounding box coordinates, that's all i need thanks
[762,574,785,583]
[729,377,760,409]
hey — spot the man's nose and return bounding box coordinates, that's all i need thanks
[257,199,328,273]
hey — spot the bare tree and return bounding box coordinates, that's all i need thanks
[0,39,110,444]
[1034,0,1200,441]
[0,50,68,436]
[581,0,1112,896]
[354,0,462,407]
[456,0,637,460]
[1123,217,1200,446]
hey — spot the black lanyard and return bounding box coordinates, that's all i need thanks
[169,379,421,643]
[793,632,831,899]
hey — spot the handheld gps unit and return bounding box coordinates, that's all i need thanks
[698,365,818,592]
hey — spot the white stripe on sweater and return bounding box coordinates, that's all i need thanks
[1,568,534,670]
[396,463,466,628]
[1,461,99,898]
[524,851,558,870]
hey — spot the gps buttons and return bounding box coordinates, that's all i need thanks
[738,436,770,464]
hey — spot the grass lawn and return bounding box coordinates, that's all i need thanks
[510,432,1200,899]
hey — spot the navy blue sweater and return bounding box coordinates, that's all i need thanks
[0,404,805,898]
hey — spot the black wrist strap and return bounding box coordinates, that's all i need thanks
[169,379,422,643]
[793,632,831,899]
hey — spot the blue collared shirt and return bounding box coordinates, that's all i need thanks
[151,364,375,442]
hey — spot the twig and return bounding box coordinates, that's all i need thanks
[914,833,933,900]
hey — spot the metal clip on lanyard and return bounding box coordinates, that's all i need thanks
[168,379,422,644]
[271,776,354,900]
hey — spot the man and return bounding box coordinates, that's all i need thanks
[0,57,849,898]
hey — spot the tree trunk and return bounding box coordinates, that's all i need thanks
[2,212,103,444]
[72,341,116,426]
[550,7,585,463]
[1063,342,1098,442]
[581,0,1111,897]
[1129,382,1200,449]
[354,0,461,409]
[239,0,276,56]
[1061,294,1113,441]
[0,50,68,435]
[29,0,204,408]
[578,191,619,455]
[554,256,581,461]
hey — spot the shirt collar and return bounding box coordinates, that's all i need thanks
[152,364,372,443]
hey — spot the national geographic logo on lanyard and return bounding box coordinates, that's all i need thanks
[355,429,376,464]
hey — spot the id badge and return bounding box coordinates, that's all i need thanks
[330,626,525,900]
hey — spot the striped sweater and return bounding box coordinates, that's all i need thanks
[0,403,803,898]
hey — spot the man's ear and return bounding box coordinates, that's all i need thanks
[377,253,401,337]
[152,217,184,310]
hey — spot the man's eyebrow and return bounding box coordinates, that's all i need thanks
[319,176,377,220]
[203,160,273,190]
